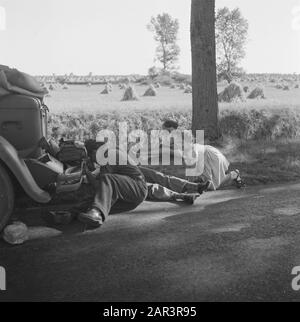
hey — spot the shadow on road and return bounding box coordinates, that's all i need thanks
[1,182,300,301]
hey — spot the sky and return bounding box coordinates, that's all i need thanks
[0,0,300,75]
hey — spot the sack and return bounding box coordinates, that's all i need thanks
[0,65,48,99]
[57,140,87,164]
[3,222,29,245]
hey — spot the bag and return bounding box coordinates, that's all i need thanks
[57,140,87,164]
[0,94,48,158]
[3,222,29,245]
[0,65,48,99]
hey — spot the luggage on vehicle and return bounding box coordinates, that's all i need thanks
[57,140,87,165]
[0,65,48,99]
[0,94,48,158]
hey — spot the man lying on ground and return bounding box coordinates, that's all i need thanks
[78,149,210,228]
[78,149,148,228]
[162,120,245,191]
[85,139,209,200]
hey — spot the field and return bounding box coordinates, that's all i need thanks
[45,81,300,186]
[46,84,193,113]
[45,82,300,114]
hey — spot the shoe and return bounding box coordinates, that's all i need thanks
[232,170,246,189]
[182,194,200,205]
[78,208,104,228]
[198,181,211,194]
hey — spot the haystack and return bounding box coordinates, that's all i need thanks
[101,85,110,94]
[218,82,245,103]
[184,85,192,94]
[143,85,157,97]
[247,86,265,99]
[121,85,139,101]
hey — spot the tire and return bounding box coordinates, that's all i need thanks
[0,164,15,232]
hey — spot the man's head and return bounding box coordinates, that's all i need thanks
[162,119,179,132]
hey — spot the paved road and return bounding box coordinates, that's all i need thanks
[1,182,300,302]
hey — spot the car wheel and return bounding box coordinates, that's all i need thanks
[0,164,15,232]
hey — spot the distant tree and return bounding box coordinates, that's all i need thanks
[216,7,249,83]
[147,13,180,72]
[148,66,160,80]
[191,0,220,141]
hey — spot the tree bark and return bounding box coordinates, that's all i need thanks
[191,0,220,141]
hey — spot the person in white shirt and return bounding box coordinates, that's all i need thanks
[162,120,245,191]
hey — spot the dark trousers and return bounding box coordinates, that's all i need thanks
[139,166,187,193]
[92,165,148,220]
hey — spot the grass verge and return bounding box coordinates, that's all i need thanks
[49,107,300,187]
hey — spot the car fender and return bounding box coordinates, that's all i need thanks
[0,136,51,203]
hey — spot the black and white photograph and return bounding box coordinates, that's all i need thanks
[1,0,300,305]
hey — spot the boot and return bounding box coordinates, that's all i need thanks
[78,208,104,228]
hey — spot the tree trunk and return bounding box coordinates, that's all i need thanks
[191,0,220,141]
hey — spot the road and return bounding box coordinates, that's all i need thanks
[1,182,300,302]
